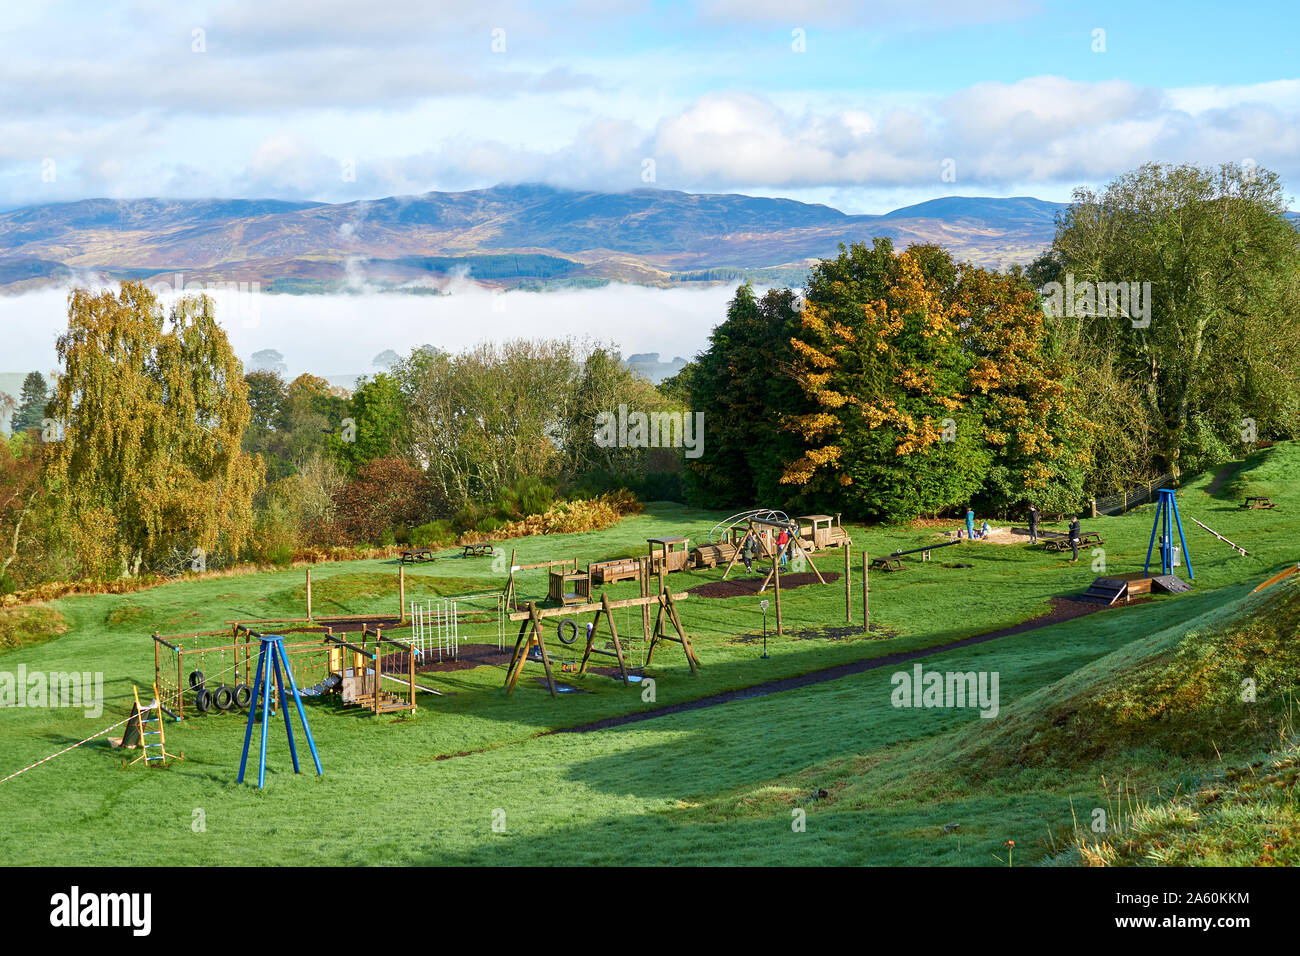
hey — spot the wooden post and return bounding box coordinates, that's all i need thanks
[373,628,382,715]
[862,550,870,633]
[640,557,651,639]
[398,565,406,622]
[305,568,312,620]
[773,557,783,636]
[844,544,851,623]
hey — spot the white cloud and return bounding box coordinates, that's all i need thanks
[696,0,1039,28]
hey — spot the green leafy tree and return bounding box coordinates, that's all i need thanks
[683,284,810,508]
[340,373,407,472]
[242,369,292,480]
[1048,161,1300,473]
[780,240,1087,519]
[283,373,349,466]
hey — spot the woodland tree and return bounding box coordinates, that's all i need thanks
[45,282,263,576]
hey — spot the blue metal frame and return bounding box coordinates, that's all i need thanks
[237,634,323,788]
[1143,489,1194,581]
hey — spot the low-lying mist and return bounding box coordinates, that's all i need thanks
[0,281,757,378]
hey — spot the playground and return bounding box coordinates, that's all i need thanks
[2,442,1300,865]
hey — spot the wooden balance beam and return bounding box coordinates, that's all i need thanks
[1189,517,1248,556]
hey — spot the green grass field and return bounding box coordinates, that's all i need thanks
[3,445,1299,866]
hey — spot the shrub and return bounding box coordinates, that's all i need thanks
[333,457,433,545]
[409,521,455,548]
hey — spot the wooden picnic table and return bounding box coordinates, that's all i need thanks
[1243,496,1277,510]
[460,542,494,558]
[870,556,906,572]
[399,548,435,564]
[1043,531,1104,552]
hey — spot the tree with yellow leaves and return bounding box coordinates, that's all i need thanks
[783,239,1085,519]
[45,281,263,577]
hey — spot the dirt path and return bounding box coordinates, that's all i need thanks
[1206,462,1241,496]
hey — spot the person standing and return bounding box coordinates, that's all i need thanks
[965,507,975,541]
[777,528,790,568]
[1028,504,1039,545]
[741,532,755,573]
[1068,516,1082,563]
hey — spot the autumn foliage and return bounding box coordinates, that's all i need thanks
[780,241,1087,518]
[332,456,433,545]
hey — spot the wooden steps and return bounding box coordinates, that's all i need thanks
[1082,577,1130,605]
[1083,572,1192,605]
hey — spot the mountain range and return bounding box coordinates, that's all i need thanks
[0,185,1068,294]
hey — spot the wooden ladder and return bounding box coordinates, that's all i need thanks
[130,684,173,767]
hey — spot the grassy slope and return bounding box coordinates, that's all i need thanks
[0,444,1297,865]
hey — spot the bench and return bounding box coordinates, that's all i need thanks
[870,557,905,572]
[399,548,435,564]
[1044,532,1104,552]
[461,542,495,558]
[1243,496,1277,510]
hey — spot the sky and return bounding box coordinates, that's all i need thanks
[1,0,1298,214]
[2,0,1298,381]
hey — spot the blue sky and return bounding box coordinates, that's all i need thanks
[1,0,1297,213]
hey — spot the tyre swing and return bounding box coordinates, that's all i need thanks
[556,618,580,672]
[188,648,249,715]
[188,660,212,713]
[556,618,579,645]
[209,649,235,712]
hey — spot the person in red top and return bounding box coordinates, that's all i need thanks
[776,528,790,567]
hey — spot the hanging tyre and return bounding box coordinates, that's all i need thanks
[188,670,205,690]
[232,683,252,708]
[194,687,212,713]
[212,685,234,711]
[556,618,579,645]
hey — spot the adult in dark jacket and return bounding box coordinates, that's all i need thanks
[1068,516,1082,563]
[741,532,755,573]
[1027,504,1040,544]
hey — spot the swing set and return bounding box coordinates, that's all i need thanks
[504,590,698,698]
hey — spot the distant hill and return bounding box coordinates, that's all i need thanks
[0,185,1073,294]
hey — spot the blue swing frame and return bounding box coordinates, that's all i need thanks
[1144,488,1194,581]
[237,634,323,788]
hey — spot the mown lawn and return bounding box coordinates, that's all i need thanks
[1,443,1296,865]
